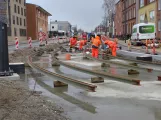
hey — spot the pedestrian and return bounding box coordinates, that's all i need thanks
[92,35,101,58]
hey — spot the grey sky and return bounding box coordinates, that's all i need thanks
[26,0,104,32]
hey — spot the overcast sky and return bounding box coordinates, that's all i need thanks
[26,0,104,32]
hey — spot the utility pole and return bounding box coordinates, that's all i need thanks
[0,0,12,76]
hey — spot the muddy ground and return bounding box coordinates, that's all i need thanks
[0,44,69,120]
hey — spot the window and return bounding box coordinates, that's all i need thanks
[14,28,17,36]
[129,10,131,19]
[19,0,21,4]
[14,4,16,13]
[158,20,161,31]
[149,10,155,21]
[18,6,20,14]
[140,0,144,8]
[134,7,136,17]
[150,0,154,3]
[140,14,144,23]
[20,18,22,26]
[19,29,26,36]
[24,9,26,16]
[159,0,161,10]
[24,0,26,6]
[21,8,23,15]
[13,15,15,24]
[17,17,19,25]
[7,27,11,36]
[24,19,26,26]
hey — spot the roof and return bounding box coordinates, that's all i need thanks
[51,21,71,25]
[26,3,52,16]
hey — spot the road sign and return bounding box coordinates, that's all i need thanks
[0,0,7,24]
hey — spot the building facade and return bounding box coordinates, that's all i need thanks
[48,21,71,37]
[121,0,136,36]
[26,3,51,40]
[49,21,71,32]
[156,0,161,39]
[114,1,123,36]
[7,0,27,41]
[138,0,156,23]
[138,0,157,37]
[136,0,140,23]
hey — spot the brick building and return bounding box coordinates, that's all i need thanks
[114,1,123,36]
[121,0,136,36]
[26,3,51,40]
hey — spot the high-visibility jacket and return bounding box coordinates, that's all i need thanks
[92,36,101,48]
[104,40,110,45]
[70,38,77,46]
[79,40,85,46]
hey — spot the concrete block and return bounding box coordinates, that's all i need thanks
[9,63,25,74]
[91,77,104,83]
[128,69,140,75]
[52,62,60,66]
[0,73,20,81]
[54,81,68,87]
[136,55,152,62]
[129,63,138,66]
[147,68,153,73]
[101,63,110,68]
[158,76,161,81]
[82,56,90,60]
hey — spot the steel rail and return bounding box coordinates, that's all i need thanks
[55,58,140,86]
[18,41,97,92]
[85,54,160,72]
[27,56,97,92]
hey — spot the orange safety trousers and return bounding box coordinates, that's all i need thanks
[112,44,117,57]
[92,48,99,58]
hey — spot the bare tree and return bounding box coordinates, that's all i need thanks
[102,0,117,36]
[102,0,116,13]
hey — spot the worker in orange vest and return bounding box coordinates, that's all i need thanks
[79,39,85,51]
[79,38,87,51]
[70,36,77,48]
[104,40,117,57]
[92,35,101,58]
[69,36,77,52]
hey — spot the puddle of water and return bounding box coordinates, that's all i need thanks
[25,65,161,120]
[25,55,161,120]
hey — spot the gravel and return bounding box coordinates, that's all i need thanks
[1,43,69,120]
[0,80,69,120]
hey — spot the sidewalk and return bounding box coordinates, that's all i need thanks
[118,40,161,54]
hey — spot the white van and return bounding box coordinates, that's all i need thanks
[131,23,155,45]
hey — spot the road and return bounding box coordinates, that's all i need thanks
[8,39,68,53]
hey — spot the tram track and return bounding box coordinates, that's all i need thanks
[19,40,160,92]
[22,42,97,92]
[85,54,161,72]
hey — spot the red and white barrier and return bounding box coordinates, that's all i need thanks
[152,39,156,55]
[28,37,32,48]
[39,37,43,45]
[15,37,19,49]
